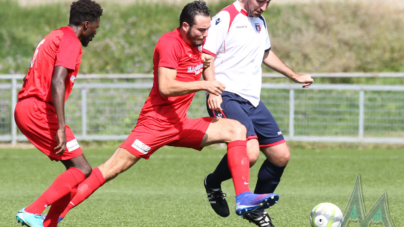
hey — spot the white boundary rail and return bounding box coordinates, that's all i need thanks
[1,74,404,145]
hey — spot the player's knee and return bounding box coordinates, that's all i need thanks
[230,120,246,141]
[247,140,260,166]
[248,152,259,167]
[276,149,291,166]
[80,164,92,178]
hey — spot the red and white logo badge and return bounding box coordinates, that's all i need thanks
[132,139,151,154]
[255,23,261,33]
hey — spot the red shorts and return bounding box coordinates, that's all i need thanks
[14,97,83,161]
[120,116,213,160]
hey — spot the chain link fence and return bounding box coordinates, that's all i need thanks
[1,74,403,144]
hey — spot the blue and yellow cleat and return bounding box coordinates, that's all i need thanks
[235,192,279,216]
[16,208,44,227]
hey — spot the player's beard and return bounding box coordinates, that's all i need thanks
[81,36,93,47]
[81,39,90,47]
[187,29,203,47]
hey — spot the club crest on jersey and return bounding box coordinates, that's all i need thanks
[70,75,76,83]
[255,23,261,33]
[188,63,203,75]
[216,18,221,25]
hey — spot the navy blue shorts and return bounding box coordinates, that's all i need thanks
[207,91,285,147]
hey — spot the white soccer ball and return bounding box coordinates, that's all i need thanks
[310,203,344,227]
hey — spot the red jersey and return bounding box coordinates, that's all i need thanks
[18,26,82,103]
[140,28,204,123]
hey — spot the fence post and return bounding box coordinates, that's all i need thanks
[289,89,295,138]
[358,90,365,139]
[11,77,17,145]
[81,88,87,137]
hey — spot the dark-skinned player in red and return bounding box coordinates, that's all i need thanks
[14,1,102,227]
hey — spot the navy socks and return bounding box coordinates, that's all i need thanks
[207,154,232,189]
[254,160,286,194]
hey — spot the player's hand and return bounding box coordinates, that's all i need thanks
[204,81,225,96]
[202,53,213,69]
[208,93,223,111]
[55,129,67,156]
[292,74,314,88]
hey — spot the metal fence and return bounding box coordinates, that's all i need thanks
[1,74,403,145]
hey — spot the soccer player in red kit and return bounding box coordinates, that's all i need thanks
[14,1,102,227]
[51,1,279,224]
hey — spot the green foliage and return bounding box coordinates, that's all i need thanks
[1,147,403,226]
[1,0,403,76]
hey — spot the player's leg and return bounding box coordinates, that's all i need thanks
[242,143,289,227]
[203,93,261,217]
[42,154,92,227]
[56,147,140,221]
[255,143,290,194]
[23,154,90,216]
[244,101,288,227]
[201,117,249,194]
[98,148,141,180]
[14,98,88,227]
[42,188,76,226]
[58,119,173,219]
[201,118,279,215]
[205,92,260,190]
[206,139,260,189]
[58,166,106,219]
[250,101,289,194]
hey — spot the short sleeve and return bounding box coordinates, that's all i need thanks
[260,16,271,52]
[203,11,231,57]
[157,38,183,70]
[55,35,81,70]
[265,32,271,52]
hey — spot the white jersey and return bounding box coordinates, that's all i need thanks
[203,1,271,107]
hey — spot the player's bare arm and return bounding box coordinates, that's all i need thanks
[263,50,314,88]
[202,53,223,111]
[52,66,69,155]
[158,66,225,97]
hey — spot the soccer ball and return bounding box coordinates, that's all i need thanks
[310,203,343,227]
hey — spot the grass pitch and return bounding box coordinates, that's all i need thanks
[1,145,403,226]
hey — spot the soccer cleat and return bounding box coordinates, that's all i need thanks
[16,208,44,227]
[204,174,230,217]
[42,214,63,224]
[243,211,275,227]
[235,192,279,216]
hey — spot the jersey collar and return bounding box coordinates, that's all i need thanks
[234,0,249,16]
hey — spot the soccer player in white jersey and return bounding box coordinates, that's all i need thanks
[202,0,314,226]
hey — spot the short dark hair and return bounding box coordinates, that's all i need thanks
[69,0,103,26]
[179,0,210,27]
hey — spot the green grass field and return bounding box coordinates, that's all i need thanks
[1,146,403,226]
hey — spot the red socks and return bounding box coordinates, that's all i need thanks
[25,167,85,215]
[227,140,250,195]
[43,187,77,227]
[60,167,105,218]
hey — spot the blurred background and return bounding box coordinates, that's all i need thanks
[1,0,403,145]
